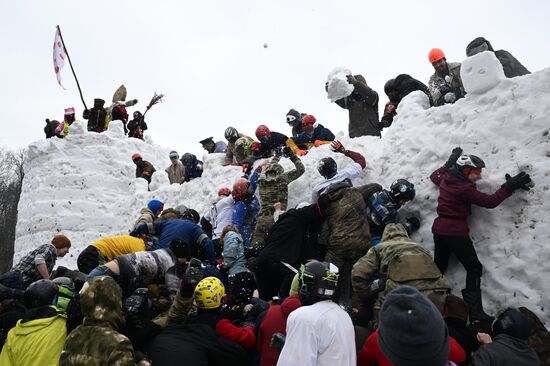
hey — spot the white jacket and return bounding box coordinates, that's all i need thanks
[203,196,234,239]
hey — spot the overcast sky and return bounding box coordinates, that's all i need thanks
[1,0,548,157]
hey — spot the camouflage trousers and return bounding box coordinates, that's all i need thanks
[251,213,274,248]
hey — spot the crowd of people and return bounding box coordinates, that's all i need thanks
[6,39,545,365]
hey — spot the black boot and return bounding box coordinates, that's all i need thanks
[0,283,24,301]
[462,288,493,322]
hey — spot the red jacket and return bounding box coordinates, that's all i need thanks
[216,319,256,349]
[357,329,466,366]
[257,295,302,366]
[430,166,511,236]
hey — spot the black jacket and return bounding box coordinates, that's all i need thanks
[471,334,540,366]
[146,324,247,366]
[254,131,289,158]
[382,74,433,127]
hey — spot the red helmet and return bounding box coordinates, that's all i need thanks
[232,178,252,199]
[428,48,445,63]
[303,115,317,124]
[255,125,271,141]
[218,187,231,196]
[131,153,142,161]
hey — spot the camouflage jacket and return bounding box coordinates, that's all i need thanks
[352,224,450,308]
[258,153,305,216]
[428,62,466,106]
[59,276,149,366]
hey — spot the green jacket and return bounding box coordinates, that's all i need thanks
[59,276,148,366]
[352,223,450,310]
[0,310,67,366]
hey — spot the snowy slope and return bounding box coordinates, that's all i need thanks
[15,53,549,323]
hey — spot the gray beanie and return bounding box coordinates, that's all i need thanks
[378,286,450,366]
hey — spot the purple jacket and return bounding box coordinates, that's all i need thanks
[430,166,511,236]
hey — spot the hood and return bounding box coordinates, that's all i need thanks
[264,163,284,176]
[11,310,66,336]
[80,276,124,330]
[354,74,367,84]
[466,37,495,56]
[281,294,302,316]
[140,207,154,216]
[381,223,409,242]
[494,334,535,352]
[394,74,412,88]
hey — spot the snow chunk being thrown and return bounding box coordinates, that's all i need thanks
[327,67,354,102]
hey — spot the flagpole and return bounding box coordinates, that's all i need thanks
[56,25,87,110]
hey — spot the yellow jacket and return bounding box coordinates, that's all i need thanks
[91,235,147,261]
[0,312,67,366]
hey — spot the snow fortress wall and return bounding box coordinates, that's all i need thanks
[15,55,550,322]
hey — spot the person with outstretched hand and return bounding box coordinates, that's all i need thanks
[430,146,532,322]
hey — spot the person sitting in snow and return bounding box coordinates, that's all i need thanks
[466,37,530,78]
[83,98,108,133]
[199,136,227,154]
[285,108,305,137]
[381,75,433,128]
[430,147,532,322]
[287,115,335,156]
[428,48,466,106]
[165,150,185,184]
[132,153,156,184]
[252,125,289,159]
[180,153,203,182]
[127,111,148,139]
[361,178,419,245]
[328,74,380,138]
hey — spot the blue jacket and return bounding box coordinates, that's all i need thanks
[292,123,335,144]
[232,170,260,248]
[222,231,248,276]
[135,219,215,263]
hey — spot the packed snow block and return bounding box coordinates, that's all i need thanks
[150,171,170,190]
[327,66,354,102]
[461,51,505,95]
[396,90,431,116]
[133,178,150,193]
[106,120,125,137]
[68,120,86,135]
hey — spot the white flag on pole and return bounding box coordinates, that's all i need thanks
[53,27,66,89]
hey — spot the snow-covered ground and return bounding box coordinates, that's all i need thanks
[15,52,549,323]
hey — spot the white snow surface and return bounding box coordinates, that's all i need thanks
[15,57,550,324]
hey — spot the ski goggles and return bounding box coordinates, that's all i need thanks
[286,115,297,123]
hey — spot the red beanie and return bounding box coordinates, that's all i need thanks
[303,115,317,124]
[51,234,71,249]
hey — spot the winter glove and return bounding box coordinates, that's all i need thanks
[444,147,463,168]
[181,259,204,297]
[444,92,456,104]
[330,140,346,154]
[403,217,421,235]
[243,303,264,322]
[438,84,452,95]
[82,109,90,120]
[502,172,532,193]
[346,74,358,85]
[360,278,386,303]
[270,332,286,351]
[313,140,326,147]
[296,149,308,156]
[129,228,140,237]
[274,146,283,157]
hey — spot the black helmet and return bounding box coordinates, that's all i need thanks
[317,157,337,179]
[133,111,142,119]
[170,238,191,259]
[299,260,339,305]
[390,179,416,202]
[24,279,58,309]
[181,153,195,166]
[493,308,531,340]
[52,276,75,292]
[224,127,239,142]
[384,78,396,95]
[456,155,485,170]
[181,208,200,224]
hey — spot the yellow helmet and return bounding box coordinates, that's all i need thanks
[194,277,225,309]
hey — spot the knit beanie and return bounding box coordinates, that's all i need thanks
[493,308,531,340]
[378,286,449,366]
[147,199,164,214]
[51,234,71,249]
